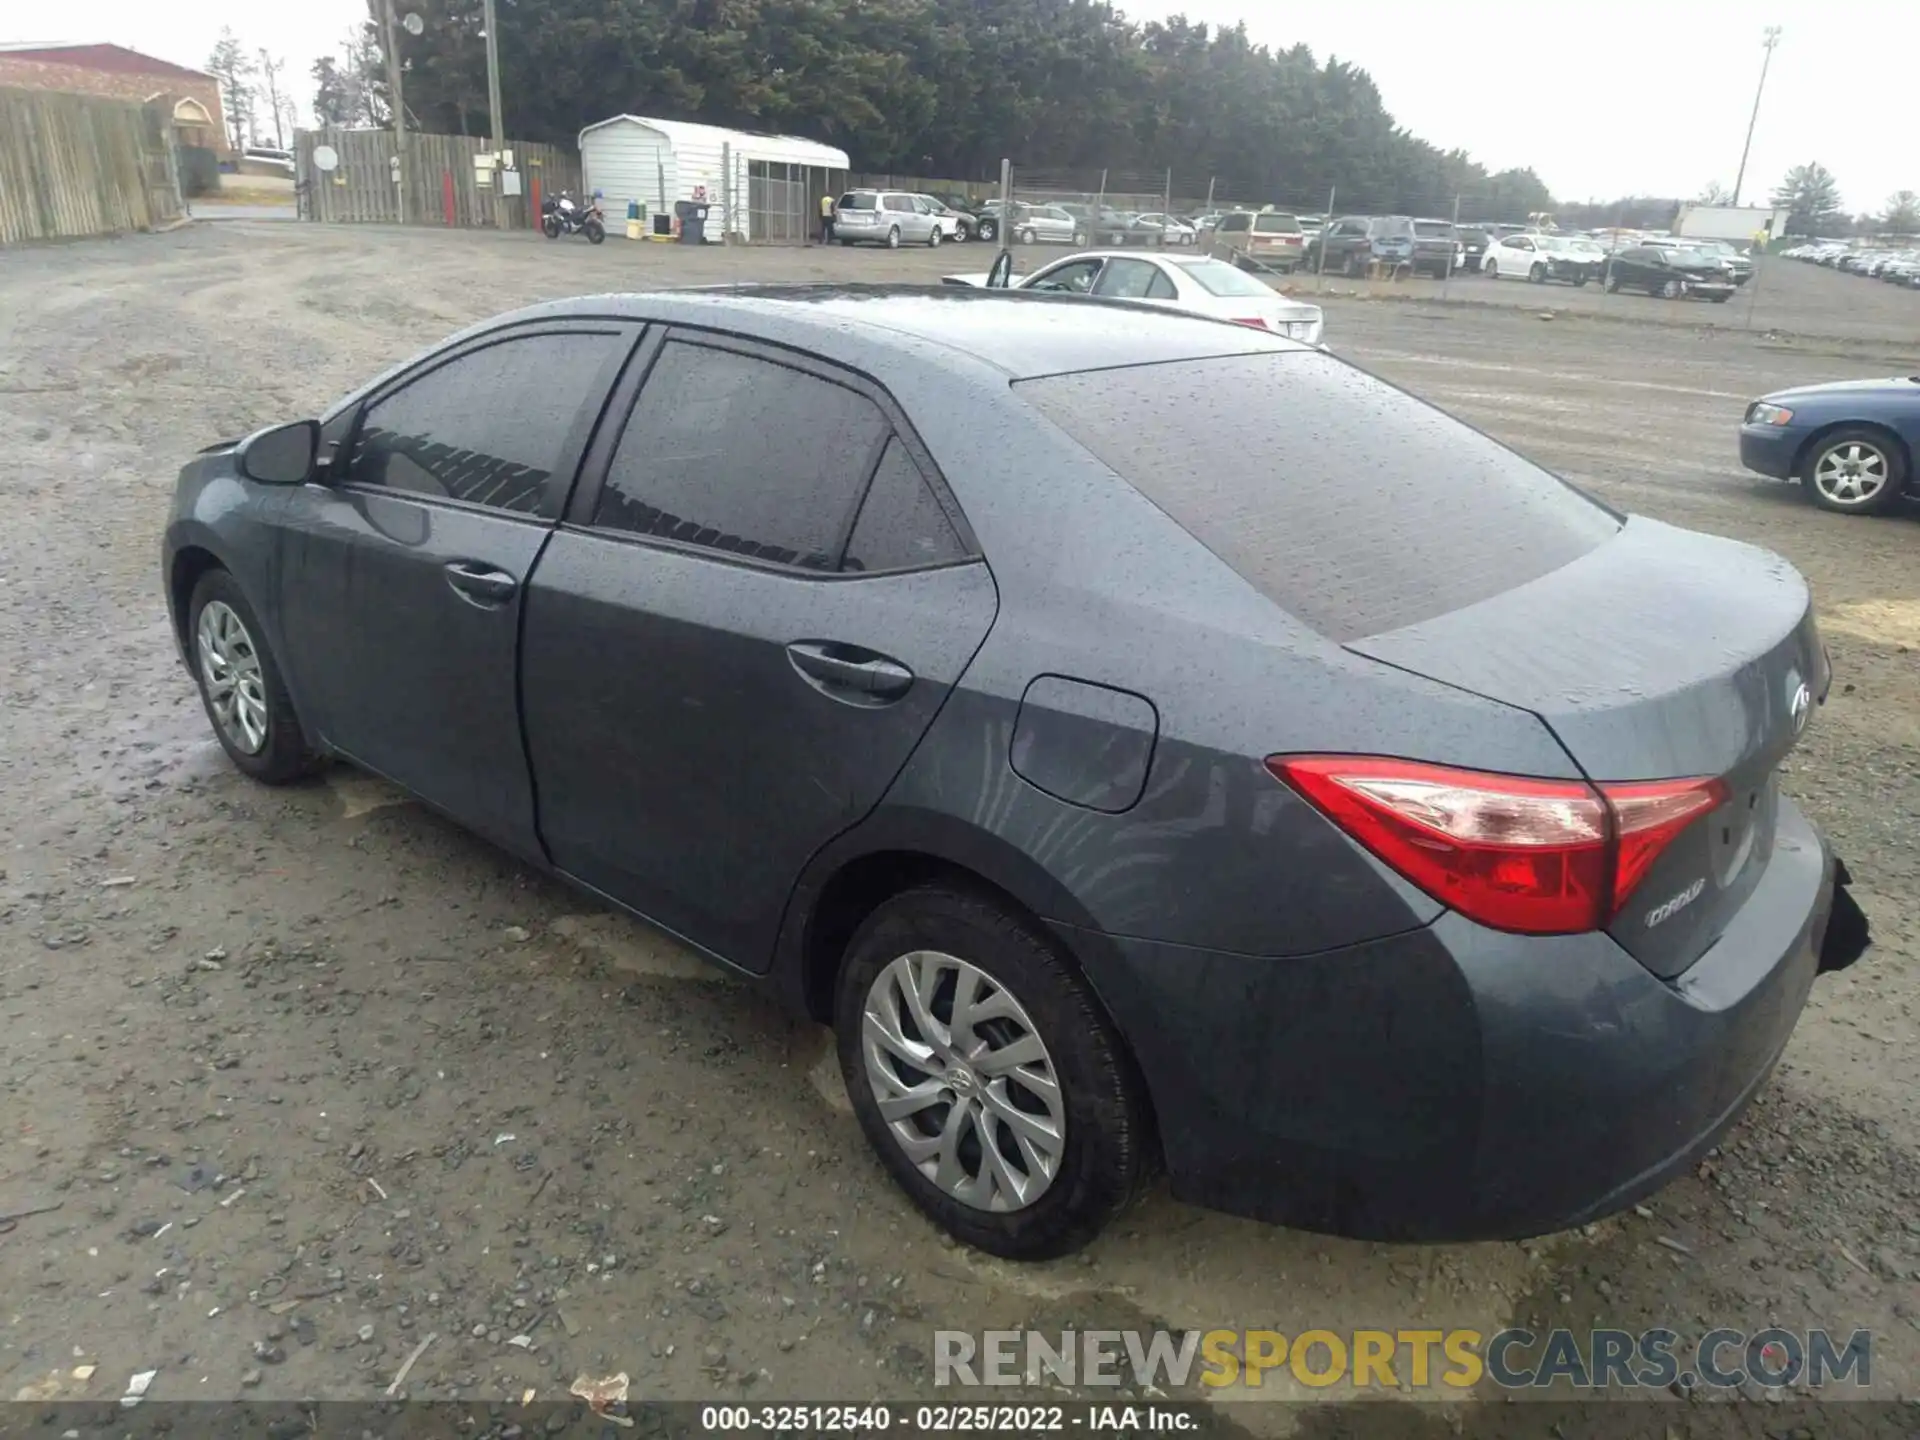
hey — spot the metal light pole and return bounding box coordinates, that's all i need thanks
[482,0,510,230]
[1731,26,1782,207]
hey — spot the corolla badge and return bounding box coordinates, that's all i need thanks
[1789,678,1812,736]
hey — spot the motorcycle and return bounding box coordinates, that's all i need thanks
[542,189,607,244]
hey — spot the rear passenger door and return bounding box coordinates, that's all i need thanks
[520,331,999,970]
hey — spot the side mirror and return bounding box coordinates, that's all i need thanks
[987,251,1014,289]
[235,419,320,486]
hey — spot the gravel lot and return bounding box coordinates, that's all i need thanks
[1,223,1916,1428]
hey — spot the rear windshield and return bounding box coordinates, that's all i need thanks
[1017,354,1619,641]
[839,193,876,210]
[1414,220,1454,237]
[1252,213,1300,233]
[1172,258,1276,297]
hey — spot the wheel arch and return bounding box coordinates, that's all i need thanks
[169,543,228,669]
[1792,418,1914,489]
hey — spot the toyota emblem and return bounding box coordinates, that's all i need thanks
[1789,680,1812,736]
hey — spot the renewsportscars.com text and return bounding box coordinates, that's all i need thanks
[933,1327,1872,1391]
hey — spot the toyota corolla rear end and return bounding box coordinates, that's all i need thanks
[1012,347,1871,1241]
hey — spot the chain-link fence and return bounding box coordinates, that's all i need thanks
[828,162,1580,296]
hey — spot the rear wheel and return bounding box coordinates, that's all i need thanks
[886,225,901,249]
[1018,227,1036,245]
[1803,427,1907,515]
[955,220,972,243]
[976,218,997,243]
[188,569,317,785]
[541,215,561,239]
[1659,278,1684,299]
[835,885,1148,1260]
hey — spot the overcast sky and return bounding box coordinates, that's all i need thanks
[9,0,1912,212]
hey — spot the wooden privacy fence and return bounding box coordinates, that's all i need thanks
[295,128,581,229]
[0,88,185,244]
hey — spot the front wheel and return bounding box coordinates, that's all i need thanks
[1529,262,1547,283]
[975,219,997,243]
[1660,278,1684,299]
[835,885,1149,1260]
[955,221,972,243]
[1018,227,1036,245]
[928,226,942,248]
[1804,427,1907,515]
[584,218,605,244]
[188,570,317,785]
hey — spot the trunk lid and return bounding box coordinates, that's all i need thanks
[1349,516,1828,978]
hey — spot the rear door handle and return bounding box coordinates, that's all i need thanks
[444,561,518,605]
[786,642,914,702]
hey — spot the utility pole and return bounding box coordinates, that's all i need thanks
[483,0,509,230]
[1731,26,1782,207]
[371,0,410,222]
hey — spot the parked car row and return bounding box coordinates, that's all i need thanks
[1782,241,1920,288]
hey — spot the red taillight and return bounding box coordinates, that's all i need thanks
[1266,757,1726,936]
[1231,316,1270,330]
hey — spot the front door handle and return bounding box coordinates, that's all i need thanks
[786,642,914,702]
[444,561,518,606]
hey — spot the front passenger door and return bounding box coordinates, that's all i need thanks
[279,323,638,857]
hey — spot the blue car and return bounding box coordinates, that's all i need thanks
[1739,375,1920,515]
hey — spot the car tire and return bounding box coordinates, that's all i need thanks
[1018,227,1036,245]
[1802,426,1908,516]
[885,226,901,249]
[1073,231,1088,246]
[928,226,942,248]
[1660,279,1683,299]
[955,221,972,243]
[976,219,996,243]
[1484,258,1498,280]
[187,569,318,786]
[834,884,1150,1261]
[1605,272,1621,293]
[1529,262,1547,283]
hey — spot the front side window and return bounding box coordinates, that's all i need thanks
[1026,259,1104,294]
[347,332,623,517]
[591,342,886,570]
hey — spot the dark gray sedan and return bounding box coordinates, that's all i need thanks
[163,287,1870,1259]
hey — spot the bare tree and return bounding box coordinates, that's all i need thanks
[257,50,296,146]
[1696,181,1733,204]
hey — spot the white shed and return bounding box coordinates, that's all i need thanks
[577,115,850,243]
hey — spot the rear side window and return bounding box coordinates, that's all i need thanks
[1218,213,1249,232]
[842,440,967,574]
[1017,354,1619,642]
[839,193,875,210]
[348,331,623,517]
[592,342,886,570]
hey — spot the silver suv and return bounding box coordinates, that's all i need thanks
[833,190,943,248]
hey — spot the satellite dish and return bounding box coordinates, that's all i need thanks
[402,11,424,34]
[313,144,339,173]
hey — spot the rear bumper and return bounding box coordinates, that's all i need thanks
[1066,796,1865,1242]
[1739,424,1803,480]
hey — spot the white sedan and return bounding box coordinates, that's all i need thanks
[942,250,1325,344]
[1130,212,1199,245]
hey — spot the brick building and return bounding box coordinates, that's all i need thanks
[0,42,231,156]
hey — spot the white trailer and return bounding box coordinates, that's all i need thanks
[1674,204,1791,244]
[578,115,848,242]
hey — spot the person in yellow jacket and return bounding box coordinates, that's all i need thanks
[820,192,836,244]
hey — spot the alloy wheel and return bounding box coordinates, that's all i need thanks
[1812,441,1890,507]
[860,950,1066,1213]
[195,600,270,755]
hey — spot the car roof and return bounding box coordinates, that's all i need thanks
[494,286,1301,380]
